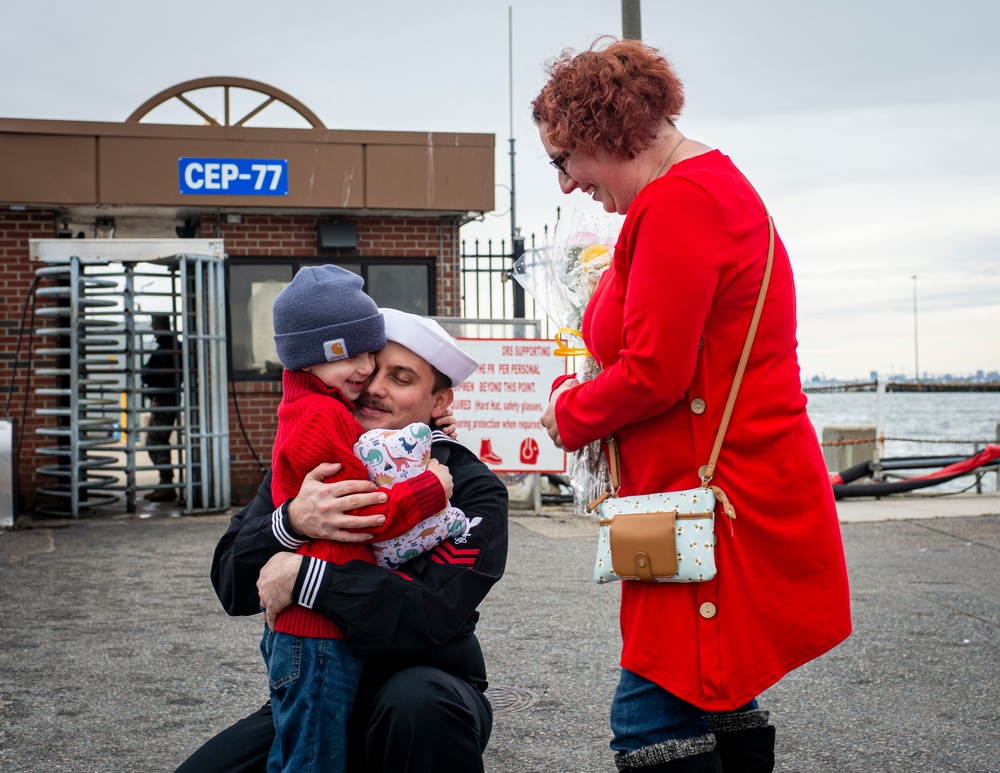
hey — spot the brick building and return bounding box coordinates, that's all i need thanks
[0,78,494,515]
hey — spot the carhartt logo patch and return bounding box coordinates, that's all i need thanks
[324,339,348,361]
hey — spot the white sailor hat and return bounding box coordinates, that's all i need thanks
[381,308,479,386]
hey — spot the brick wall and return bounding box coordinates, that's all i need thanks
[209,213,460,313]
[227,380,281,504]
[0,211,60,513]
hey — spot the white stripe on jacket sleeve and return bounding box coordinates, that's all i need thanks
[297,556,325,609]
[271,503,308,550]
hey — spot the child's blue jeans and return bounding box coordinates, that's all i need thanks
[261,626,366,773]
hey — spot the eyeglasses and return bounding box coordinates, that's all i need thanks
[549,151,570,175]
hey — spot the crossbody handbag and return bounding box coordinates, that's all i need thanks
[591,208,775,584]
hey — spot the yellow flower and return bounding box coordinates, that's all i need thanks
[578,244,610,271]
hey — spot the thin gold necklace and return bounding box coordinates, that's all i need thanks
[648,135,687,183]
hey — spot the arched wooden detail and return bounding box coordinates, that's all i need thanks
[125,76,325,128]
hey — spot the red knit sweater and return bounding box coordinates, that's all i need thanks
[271,369,446,639]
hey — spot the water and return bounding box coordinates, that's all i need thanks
[804,390,1000,492]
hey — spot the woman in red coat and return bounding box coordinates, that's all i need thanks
[536,39,852,772]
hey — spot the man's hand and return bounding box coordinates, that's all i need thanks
[427,458,454,500]
[540,379,579,450]
[286,463,389,540]
[258,552,302,630]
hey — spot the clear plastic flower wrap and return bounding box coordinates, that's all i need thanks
[512,208,622,516]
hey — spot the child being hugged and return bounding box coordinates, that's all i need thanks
[264,265,452,773]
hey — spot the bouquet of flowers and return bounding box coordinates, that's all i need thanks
[512,208,622,515]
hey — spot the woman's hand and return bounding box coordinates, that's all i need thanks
[286,463,388,541]
[540,379,579,449]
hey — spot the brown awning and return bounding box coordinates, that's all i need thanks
[0,117,495,215]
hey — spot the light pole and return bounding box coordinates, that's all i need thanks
[622,0,642,39]
[508,6,524,318]
[912,275,919,383]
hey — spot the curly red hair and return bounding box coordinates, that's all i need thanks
[531,37,685,160]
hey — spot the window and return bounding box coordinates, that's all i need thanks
[227,258,434,379]
[367,263,432,316]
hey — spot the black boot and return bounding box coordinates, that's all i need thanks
[615,734,723,772]
[144,487,177,502]
[707,709,775,772]
[144,473,177,502]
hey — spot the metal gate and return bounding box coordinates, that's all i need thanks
[460,232,550,333]
[28,240,230,517]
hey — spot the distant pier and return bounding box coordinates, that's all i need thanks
[804,380,1000,393]
[884,382,1000,392]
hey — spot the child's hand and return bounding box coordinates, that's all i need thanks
[427,458,454,500]
[433,406,458,439]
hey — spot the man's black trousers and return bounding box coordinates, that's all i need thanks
[175,664,493,772]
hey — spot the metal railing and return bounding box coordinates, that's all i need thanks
[460,234,554,340]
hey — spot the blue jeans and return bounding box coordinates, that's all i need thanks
[610,668,759,754]
[261,627,366,773]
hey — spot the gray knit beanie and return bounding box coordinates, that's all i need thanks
[272,265,386,371]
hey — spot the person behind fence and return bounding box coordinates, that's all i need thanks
[263,266,459,772]
[142,314,181,502]
[176,307,506,773]
[533,38,852,772]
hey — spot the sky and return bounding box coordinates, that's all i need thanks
[4,0,999,381]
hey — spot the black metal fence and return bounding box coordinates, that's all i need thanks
[460,233,552,338]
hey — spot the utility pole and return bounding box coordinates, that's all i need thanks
[912,275,920,383]
[622,0,642,39]
[509,6,525,317]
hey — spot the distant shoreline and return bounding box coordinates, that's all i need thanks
[804,380,1000,393]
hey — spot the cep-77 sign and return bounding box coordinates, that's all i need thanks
[179,158,288,195]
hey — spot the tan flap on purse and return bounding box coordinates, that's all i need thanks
[607,511,678,581]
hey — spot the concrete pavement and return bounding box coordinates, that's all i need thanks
[835,491,1000,522]
[1,493,998,772]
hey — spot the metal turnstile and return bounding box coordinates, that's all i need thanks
[27,241,230,517]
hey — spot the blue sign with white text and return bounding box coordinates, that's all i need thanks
[179,158,288,195]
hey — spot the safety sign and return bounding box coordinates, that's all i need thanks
[452,338,567,473]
